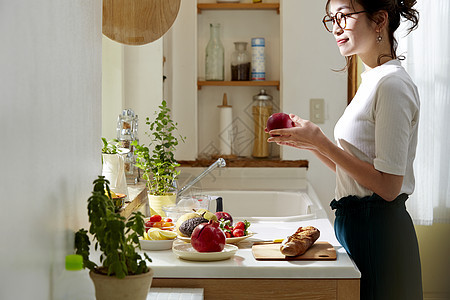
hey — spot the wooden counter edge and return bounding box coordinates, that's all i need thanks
[152,278,359,299]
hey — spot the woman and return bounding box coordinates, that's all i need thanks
[268,0,422,299]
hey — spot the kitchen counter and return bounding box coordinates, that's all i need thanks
[121,168,360,299]
[143,218,360,299]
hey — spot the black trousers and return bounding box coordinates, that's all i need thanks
[331,193,423,300]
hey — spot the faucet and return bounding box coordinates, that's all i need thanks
[177,158,226,198]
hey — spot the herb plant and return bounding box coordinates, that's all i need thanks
[74,176,151,278]
[101,137,119,154]
[132,100,185,196]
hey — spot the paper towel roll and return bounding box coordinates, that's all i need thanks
[218,93,233,155]
[219,107,233,155]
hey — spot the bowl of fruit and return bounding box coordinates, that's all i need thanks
[175,210,253,244]
[144,214,175,231]
[215,212,253,244]
[139,214,177,250]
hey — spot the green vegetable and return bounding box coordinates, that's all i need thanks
[74,176,151,279]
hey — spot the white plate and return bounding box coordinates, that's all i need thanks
[177,232,254,244]
[172,243,238,261]
[139,238,174,251]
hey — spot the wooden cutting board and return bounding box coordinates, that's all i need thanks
[252,241,337,261]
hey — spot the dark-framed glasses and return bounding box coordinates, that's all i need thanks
[322,11,367,33]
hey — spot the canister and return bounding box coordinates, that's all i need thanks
[251,37,265,81]
[252,89,273,158]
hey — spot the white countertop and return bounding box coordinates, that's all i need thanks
[141,218,360,279]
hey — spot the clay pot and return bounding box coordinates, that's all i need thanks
[89,269,154,300]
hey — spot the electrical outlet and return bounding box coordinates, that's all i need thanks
[310,98,325,124]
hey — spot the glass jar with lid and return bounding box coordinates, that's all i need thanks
[231,42,250,81]
[252,89,273,158]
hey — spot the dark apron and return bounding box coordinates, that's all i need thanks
[331,193,423,300]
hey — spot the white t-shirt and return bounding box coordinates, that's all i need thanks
[334,60,420,199]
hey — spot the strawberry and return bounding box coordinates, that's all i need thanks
[234,221,245,231]
[232,228,244,237]
[233,220,251,235]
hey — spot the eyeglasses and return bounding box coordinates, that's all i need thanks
[322,11,367,33]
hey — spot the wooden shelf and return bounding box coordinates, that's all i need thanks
[179,158,308,168]
[197,3,280,14]
[198,80,280,90]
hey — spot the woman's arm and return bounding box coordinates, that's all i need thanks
[318,137,403,201]
[269,115,403,201]
[311,149,336,172]
[274,140,336,172]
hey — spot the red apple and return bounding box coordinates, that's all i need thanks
[214,212,233,225]
[191,220,226,252]
[266,113,295,135]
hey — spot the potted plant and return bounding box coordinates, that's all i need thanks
[75,176,153,300]
[132,100,185,216]
[101,138,128,210]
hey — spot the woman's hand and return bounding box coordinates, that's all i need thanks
[267,114,326,152]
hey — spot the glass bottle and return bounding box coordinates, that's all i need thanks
[205,23,224,81]
[252,89,273,158]
[231,42,251,81]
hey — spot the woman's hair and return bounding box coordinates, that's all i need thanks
[326,0,419,67]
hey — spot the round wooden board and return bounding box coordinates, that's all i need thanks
[103,0,181,45]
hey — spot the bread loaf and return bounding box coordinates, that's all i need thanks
[280,226,320,257]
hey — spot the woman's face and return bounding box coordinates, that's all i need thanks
[328,0,378,59]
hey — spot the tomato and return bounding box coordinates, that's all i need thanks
[150,215,162,222]
[165,218,173,222]
[232,228,244,237]
[225,232,232,238]
[234,221,245,231]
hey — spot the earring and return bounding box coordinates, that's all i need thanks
[376,30,382,43]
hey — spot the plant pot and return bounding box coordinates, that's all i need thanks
[89,269,154,300]
[102,153,128,197]
[148,193,176,217]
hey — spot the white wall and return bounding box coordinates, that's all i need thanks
[281,0,347,220]
[102,37,124,141]
[102,38,163,147]
[165,0,199,160]
[0,1,102,299]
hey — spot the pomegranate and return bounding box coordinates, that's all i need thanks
[266,113,295,136]
[191,220,226,252]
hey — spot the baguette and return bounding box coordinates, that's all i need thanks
[280,226,320,257]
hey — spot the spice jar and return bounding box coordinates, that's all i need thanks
[231,42,250,81]
[252,89,273,158]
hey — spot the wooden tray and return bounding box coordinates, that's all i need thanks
[252,241,337,261]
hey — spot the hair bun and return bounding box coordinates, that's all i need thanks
[397,0,419,33]
[398,0,417,10]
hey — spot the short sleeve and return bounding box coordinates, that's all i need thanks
[372,75,419,175]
